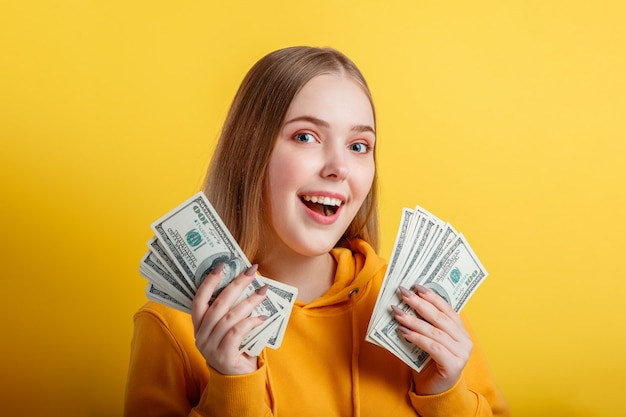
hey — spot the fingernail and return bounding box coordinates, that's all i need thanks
[399,286,412,298]
[258,315,268,321]
[245,264,258,276]
[210,263,225,275]
[397,326,410,335]
[256,284,269,296]
[391,305,405,317]
[413,284,428,295]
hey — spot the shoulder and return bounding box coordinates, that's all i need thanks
[134,300,188,321]
[133,301,195,342]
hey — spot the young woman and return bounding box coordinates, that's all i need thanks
[124,46,510,416]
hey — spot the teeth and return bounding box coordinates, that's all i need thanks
[302,195,342,206]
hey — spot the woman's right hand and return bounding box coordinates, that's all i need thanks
[191,263,269,375]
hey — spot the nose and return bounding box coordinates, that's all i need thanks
[322,145,349,180]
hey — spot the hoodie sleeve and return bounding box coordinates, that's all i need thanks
[124,304,274,417]
[408,315,511,417]
[192,362,273,417]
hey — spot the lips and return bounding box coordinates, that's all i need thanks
[300,194,344,216]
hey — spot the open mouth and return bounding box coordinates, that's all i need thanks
[301,195,343,216]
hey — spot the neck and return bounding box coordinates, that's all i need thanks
[256,250,336,303]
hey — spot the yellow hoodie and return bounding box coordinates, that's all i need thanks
[124,239,510,416]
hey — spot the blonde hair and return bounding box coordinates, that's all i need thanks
[203,46,379,261]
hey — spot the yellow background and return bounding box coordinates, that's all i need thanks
[1,1,625,416]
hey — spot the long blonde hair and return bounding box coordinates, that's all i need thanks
[203,46,379,261]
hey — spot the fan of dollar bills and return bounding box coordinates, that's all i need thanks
[366,206,488,372]
[139,192,298,357]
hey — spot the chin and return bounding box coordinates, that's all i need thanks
[293,236,343,257]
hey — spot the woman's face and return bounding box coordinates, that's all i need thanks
[263,73,376,258]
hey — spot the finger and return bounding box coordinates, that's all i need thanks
[393,304,471,373]
[192,263,225,330]
[398,322,469,375]
[394,287,473,367]
[199,312,269,374]
[413,284,463,326]
[392,303,457,355]
[207,264,258,314]
[219,315,269,356]
[208,284,270,347]
[195,265,258,340]
[399,286,467,342]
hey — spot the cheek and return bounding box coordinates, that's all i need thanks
[265,154,298,211]
[267,145,296,183]
[267,159,289,193]
[353,161,376,200]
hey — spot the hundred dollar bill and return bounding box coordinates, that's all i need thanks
[151,193,251,294]
[143,256,290,353]
[237,280,285,353]
[234,274,298,355]
[151,192,286,312]
[140,250,193,308]
[395,209,441,282]
[366,208,413,344]
[142,191,298,354]
[367,207,448,345]
[377,234,487,371]
[256,276,298,349]
[367,205,488,372]
[147,237,195,298]
[146,282,191,313]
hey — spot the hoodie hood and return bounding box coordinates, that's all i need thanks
[299,239,387,309]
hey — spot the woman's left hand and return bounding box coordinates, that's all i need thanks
[392,285,473,395]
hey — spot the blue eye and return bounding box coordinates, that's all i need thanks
[350,143,370,153]
[294,132,315,143]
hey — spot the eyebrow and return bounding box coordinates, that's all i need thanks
[283,115,376,134]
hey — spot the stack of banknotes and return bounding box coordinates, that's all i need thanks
[139,192,298,357]
[366,206,488,372]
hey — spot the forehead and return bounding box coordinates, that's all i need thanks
[285,74,374,125]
